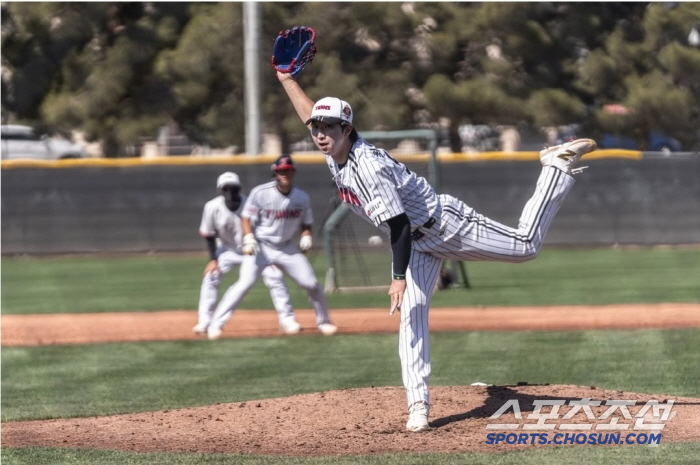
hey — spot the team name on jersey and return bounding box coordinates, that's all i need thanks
[264,208,303,219]
[338,187,361,206]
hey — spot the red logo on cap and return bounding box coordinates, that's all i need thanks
[316,105,331,110]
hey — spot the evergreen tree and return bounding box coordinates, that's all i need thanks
[2,2,699,154]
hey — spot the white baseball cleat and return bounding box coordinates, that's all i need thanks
[406,401,431,432]
[192,323,208,334]
[207,327,223,340]
[539,138,597,175]
[318,323,338,336]
[280,320,302,335]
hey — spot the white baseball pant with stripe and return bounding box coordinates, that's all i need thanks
[209,241,332,330]
[400,167,574,407]
[198,248,294,329]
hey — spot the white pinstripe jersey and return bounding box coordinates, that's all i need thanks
[326,137,439,235]
[199,195,247,251]
[242,181,313,246]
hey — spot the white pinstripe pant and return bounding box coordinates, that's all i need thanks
[197,248,293,329]
[400,167,575,407]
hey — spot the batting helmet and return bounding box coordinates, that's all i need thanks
[216,172,241,189]
[271,155,296,175]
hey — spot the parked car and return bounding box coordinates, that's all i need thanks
[1,125,86,160]
[599,132,682,153]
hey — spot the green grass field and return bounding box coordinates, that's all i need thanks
[2,247,700,464]
[5,443,700,465]
[2,247,699,314]
[4,329,700,422]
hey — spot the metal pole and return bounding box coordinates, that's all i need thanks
[428,132,441,193]
[323,203,350,293]
[243,2,261,156]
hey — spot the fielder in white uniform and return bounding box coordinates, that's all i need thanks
[277,71,597,432]
[194,172,299,337]
[207,156,337,340]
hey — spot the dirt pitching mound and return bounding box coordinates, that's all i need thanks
[3,385,700,456]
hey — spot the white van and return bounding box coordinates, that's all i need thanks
[1,125,87,160]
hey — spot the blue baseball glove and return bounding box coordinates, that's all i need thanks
[271,26,317,77]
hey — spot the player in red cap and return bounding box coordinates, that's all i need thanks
[194,171,298,336]
[207,155,337,339]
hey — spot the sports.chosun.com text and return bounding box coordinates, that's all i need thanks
[485,432,662,446]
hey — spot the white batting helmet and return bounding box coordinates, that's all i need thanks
[216,172,240,189]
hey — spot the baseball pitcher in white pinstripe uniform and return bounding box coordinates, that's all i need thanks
[277,71,597,432]
[207,157,337,340]
[193,172,296,337]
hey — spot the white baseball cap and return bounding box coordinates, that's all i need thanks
[305,97,353,126]
[216,172,240,189]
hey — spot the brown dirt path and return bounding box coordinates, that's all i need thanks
[3,303,699,347]
[3,303,699,456]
